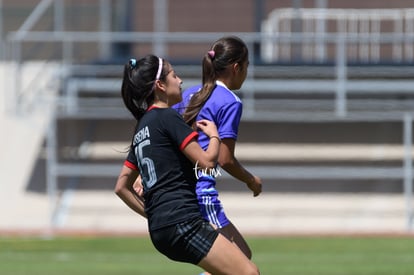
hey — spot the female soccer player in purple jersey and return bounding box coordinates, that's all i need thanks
[115,55,259,275]
[174,36,263,263]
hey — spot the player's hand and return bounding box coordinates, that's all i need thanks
[133,175,144,198]
[196,119,218,139]
[247,175,262,197]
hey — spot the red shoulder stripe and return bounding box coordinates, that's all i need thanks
[124,160,139,171]
[179,131,198,151]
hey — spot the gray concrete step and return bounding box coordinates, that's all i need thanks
[7,191,406,235]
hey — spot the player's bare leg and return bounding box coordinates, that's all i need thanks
[218,221,252,259]
[197,233,259,275]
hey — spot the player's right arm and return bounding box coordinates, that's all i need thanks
[114,165,146,218]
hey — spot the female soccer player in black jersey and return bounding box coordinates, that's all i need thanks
[114,55,260,275]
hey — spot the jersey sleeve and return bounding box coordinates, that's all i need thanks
[124,148,139,170]
[164,108,198,150]
[216,101,243,140]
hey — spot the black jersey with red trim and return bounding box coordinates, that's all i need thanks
[125,107,200,231]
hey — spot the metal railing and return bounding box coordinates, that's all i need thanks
[262,8,414,64]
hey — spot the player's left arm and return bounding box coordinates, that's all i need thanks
[217,101,262,196]
[218,138,262,197]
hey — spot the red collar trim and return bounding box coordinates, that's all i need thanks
[147,105,159,112]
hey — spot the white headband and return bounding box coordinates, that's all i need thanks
[155,57,163,80]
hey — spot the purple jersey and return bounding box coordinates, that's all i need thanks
[173,81,243,228]
[175,81,243,149]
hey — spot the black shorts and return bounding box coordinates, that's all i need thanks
[149,216,219,265]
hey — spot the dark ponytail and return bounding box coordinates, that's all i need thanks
[182,36,248,126]
[121,55,167,122]
[182,51,216,126]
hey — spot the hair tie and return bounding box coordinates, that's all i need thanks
[129,58,137,69]
[208,50,215,59]
[155,57,163,80]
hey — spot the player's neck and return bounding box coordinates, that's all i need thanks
[151,101,168,108]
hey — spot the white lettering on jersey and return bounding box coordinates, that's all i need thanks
[134,126,150,145]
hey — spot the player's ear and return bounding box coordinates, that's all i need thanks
[154,79,166,92]
[233,62,242,73]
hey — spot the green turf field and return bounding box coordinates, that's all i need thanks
[0,235,413,275]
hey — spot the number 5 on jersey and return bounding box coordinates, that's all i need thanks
[136,140,157,189]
